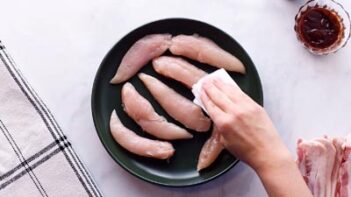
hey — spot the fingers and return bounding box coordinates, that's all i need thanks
[200,90,226,123]
[212,79,248,102]
[203,80,234,113]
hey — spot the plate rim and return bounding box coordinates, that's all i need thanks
[91,17,264,187]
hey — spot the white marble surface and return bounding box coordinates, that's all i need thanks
[1,0,351,196]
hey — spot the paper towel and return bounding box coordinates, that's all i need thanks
[191,68,238,113]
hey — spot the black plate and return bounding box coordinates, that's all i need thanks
[91,18,263,187]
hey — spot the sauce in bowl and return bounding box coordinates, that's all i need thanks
[294,0,351,55]
[296,6,343,50]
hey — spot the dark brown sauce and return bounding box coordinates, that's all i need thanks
[297,7,342,49]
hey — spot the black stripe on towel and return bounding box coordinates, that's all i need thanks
[0,145,70,190]
[0,136,67,181]
[2,46,102,197]
[3,52,101,197]
[0,50,95,197]
[0,120,48,196]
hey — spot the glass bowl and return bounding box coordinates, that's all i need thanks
[294,0,351,55]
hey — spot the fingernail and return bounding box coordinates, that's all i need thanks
[203,81,211,88]
[213,78,221,84]
[200,89,207,98]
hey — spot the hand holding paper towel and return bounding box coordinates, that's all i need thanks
[192,68,239,113]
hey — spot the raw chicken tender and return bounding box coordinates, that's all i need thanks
[170,34,245,74]
[111,34,172,84]
[197,127,223,171]
[109,110,174,159]
[152,56,207,88]
[138,73,211,132]
[122,83,193,140]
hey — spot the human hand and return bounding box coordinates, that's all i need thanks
[201,79,292,172]
[200,78,312,197]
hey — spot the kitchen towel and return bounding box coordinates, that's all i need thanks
[0,41,102,197]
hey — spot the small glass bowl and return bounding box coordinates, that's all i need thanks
[294,0,351,55]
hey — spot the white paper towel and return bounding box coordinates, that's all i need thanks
[192,68,238,113]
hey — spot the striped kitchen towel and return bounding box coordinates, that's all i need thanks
[0,41,102,197]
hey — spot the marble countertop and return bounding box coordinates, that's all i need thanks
[1,0,351,196]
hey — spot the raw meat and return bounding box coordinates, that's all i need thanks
[110,34,172,84]
[197,127,223,171]
[152,56,207,88]
[297,136,336,197]
[169,34,246,74]
[138,73,211,132]
[297,135,351,197]
[109,110,174,159]
[121,82,193,140]
[337,135,351,197]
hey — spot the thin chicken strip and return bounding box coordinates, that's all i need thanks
[152,56,207,88]
[138,73,211,132]
[109,110,174,159]
[122,82,193,140]
[169,34,245,74]
[110,34,172,84]
[197,127,223,171]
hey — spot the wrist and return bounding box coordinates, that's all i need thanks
[254,150,296,177]
[252,150,312,197]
